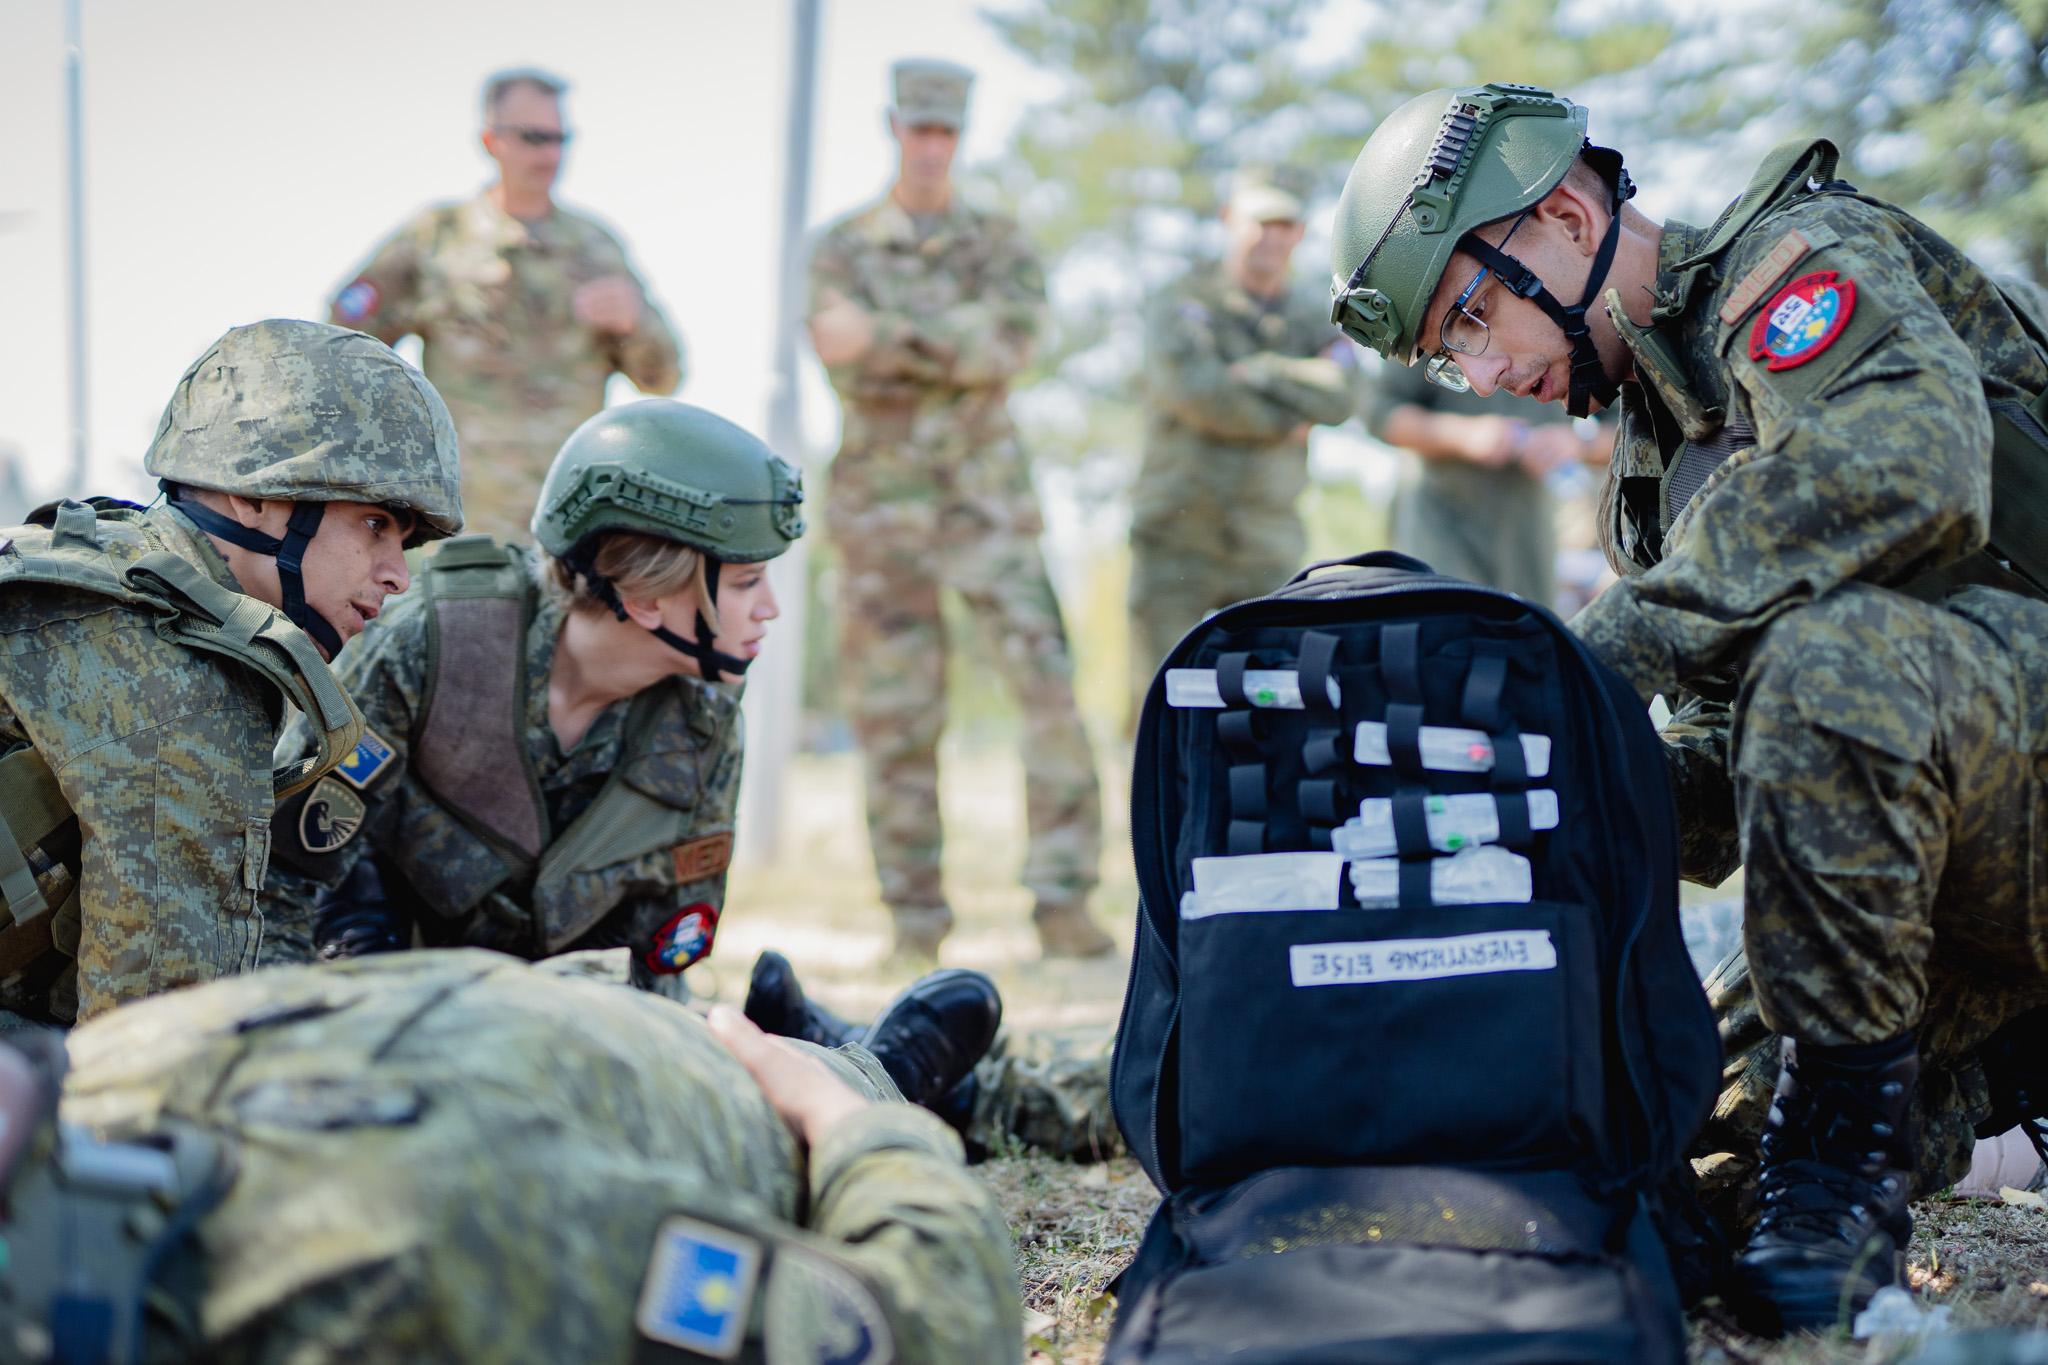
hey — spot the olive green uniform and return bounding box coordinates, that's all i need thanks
[1365,355,1566,606]
[56,950,1021,1364]
[261,543,743,981]
[331,193,683,542]
[1129,264,1358,697]
[1571,157,2048,1194]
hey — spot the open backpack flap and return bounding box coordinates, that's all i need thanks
[1106,551,1721,1365]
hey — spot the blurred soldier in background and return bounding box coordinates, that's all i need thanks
[1367,355,1610,607]
[328,68,682,542]
[0,952,1020,1364]
[1127,179,1360,713]
[807,60,1110,961]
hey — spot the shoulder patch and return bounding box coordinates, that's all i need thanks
[298,776,366,854]
[1718,230,1816,325]
[333,727,397,791]
[673,832,734,883]
[634,1215,763,1359]
[1178,299,1211,326]
[1749,271,1857,370]
[644,903,719,975]
[764,1246,895,1365]
[334,279,380,324]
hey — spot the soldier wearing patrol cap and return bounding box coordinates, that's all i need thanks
[1328,82,2048,1334]
[807,59,1111,960]
[1127,173,1364,717]
[0,319,461,1028]
[0,949,1021,1364]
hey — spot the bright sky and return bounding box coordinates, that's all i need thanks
[0,0,1061,499]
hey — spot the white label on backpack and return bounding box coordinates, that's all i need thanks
[1289,929,1557,986]
[1353,722,1552,777]
[1332,790,1560,859]
[1165,669,1342,710]
[1182,852,1344,918]
[1347,844,1534,907]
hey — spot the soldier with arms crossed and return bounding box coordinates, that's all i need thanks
[1329,83,2048,1334]
[0,320,461,1029]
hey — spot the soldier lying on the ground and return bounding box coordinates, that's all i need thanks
[0,950,1021,1365]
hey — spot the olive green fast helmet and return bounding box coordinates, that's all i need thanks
[1328,82,1633,417]
[533,399,805,681]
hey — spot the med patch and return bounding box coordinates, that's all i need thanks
[1750,271,1857,370]
[297,776,365,854]
[673,831,734,883]
[634,1215,762,1359]
[334,727,397,791]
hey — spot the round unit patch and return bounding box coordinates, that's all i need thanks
[644,903,720,975]
[298,776,366,854]
[1749,270,1856,370]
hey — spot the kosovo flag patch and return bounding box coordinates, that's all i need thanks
[634,1216,762,1359]
[334,728,397,791]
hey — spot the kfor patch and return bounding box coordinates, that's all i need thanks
[334,727,397,790]
[634,1215,762,1359]
[673,832,734,883]
[298,776,365,854]
[1749,271,1857,370]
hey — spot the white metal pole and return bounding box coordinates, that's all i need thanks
[64,0,89,497]
[737,0,822,866]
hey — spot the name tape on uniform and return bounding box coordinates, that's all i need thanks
[1166,669,1342,711]
[1354,722,1551,777]
[1289,929,1557,987]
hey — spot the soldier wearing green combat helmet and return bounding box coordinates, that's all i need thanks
[261,399,797,990]
[0,319,458,1028]
[1331,83,2048,1336]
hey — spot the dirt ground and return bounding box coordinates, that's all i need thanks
[717,749,2048,1364]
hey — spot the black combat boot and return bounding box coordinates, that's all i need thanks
[312,857,409,958]
[1731,1032,1918,1337]
[862,969,1003,1109]
[1975,1005,2048,1174]
[742,951,859,1048]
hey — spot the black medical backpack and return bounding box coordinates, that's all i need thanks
[1106,552,1721,1365]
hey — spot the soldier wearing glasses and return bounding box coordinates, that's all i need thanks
[327,68,682,543]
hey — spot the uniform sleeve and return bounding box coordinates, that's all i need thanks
[1659,691,1742,887]
[598,228,684,396]
[910,220,1045,389]
[807,228,950,389]
[328,219,425,345]
[806,1106,1023,1365]
[1234,350,1359,427]
[1145,288,1304,442]
[1571,202,1993,701]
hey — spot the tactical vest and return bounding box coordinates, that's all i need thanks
[393,536,721,953]
[1608,139,2048,600]
[0,500,364,979]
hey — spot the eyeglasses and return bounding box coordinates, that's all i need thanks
[491,125,570,147]
[1422,209,1529,392]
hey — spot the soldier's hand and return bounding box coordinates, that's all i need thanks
[573,276,644,335]
[1516,423,1585,477]
[1458,414,1522,468]
[808,288,877,366]
[707,1003,869,1145]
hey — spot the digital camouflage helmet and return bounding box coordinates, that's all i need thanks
[533,399,805,682]
[146,318,463,655]
[1329,82,1634,417]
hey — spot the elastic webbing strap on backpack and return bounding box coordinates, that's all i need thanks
[1464,653,1535,849]
[1296,632,1347,849]
[1215,653,1269,855]
[1379,624,1434,909]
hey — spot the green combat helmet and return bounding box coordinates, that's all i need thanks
[1328,82,1634,417]
[533,399,805,682]
[147,318,463,656]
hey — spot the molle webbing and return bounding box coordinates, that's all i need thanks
[415,537,548,863]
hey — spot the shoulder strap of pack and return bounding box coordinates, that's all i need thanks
[414,536,550,865]
[1661,139,1842,320]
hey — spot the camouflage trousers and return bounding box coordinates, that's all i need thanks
[967,1031,1120,1162]
[1690,583,2048,1217]
[1127,518,1303,722]
[456,438,556,544]
[828,430,1100,912]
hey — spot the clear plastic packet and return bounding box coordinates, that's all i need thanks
[1331,790,1561,859]
[1354,721,1552,777]
[1165,669,1343,710]
[1180,851,1345,918]
[1347,844,1534,907]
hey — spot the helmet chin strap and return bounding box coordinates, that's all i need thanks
[160,481,343,657]
[1452,162,1633,419]
[565,545,754,684]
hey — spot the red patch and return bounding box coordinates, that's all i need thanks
[1748,271,1857,371]
[644,903,719,975]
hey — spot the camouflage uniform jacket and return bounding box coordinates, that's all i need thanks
[1133,263,1359,541]
[0,506,291,1023]
[808,193,1042,459]
[330,191,683,452]
[265,545,743,969]
[60,950,1022,1364]
[1570,170,2048,881]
